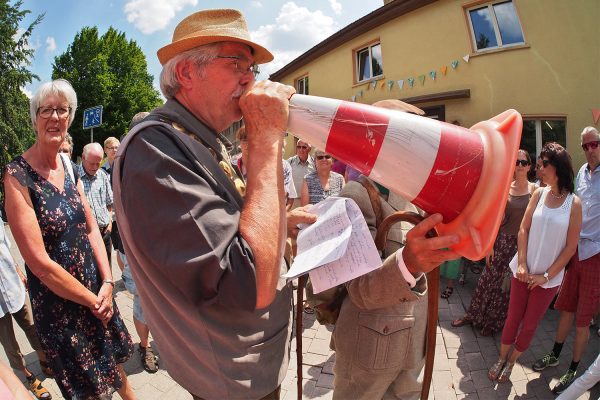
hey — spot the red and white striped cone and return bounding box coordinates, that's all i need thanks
[287,94,522,260]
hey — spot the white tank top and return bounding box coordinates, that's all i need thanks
[510,187,574,288]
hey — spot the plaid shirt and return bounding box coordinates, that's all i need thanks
[78,165,113,228]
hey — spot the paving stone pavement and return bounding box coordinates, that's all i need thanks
[2,224,599,399]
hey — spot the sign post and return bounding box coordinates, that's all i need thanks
[83,106,103,142]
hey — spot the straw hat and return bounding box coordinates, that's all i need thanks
[157,9,273,65]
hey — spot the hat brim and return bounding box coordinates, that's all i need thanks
[158,36,274,66]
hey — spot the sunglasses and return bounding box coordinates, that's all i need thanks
[296,145,308,150]
[316,155,332,160]
[516,160,530,167]
[582,140,599,152]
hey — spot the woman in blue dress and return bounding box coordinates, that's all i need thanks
[3,79,134,400]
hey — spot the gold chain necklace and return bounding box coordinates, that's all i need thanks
[549,189,565,199]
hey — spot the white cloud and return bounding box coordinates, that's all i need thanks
[251,1,263,8]
[45,36,56,53]
[251,1,338,72]
[329,0,342,15]
[21,87,33,99]
[124,0,198,34]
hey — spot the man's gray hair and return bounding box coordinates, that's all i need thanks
[30,79,77,130]
[159,43,223,99]
[63,132,74,147]
[82,142,103,159]
[129,112,150,130]
[581,126,599,138]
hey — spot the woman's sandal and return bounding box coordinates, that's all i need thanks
[39,360,54,377]
[488,358,506,381]
[441,286,454,299]
[451,316,472,328]
[27,376,52,400]
[303,302,314,314]
[497,361,516,383]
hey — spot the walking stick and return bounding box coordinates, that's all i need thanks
[296,275,306,400]
[374,211,440,400]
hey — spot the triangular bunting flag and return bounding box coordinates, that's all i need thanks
[407,77,415,87]
[387,80,394,90]
[351,95,356,102]
[397,79,404,89]
[451,60,459,69]
[371,80,377,89]
[592,108,600,125]
[440,66,448,75]
[418,75,425,85]
[430,71,437,81]
[380,81,386,89]
[463,54,470,63]
[357,90,363,97]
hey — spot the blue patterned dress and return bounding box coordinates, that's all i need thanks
[5,156,132,400]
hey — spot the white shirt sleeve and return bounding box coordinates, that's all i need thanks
[395,247,424,288]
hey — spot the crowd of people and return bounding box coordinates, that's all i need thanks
[0,7,598,400]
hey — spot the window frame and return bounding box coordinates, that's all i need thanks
[464,0,526,54]
[295,74,309,95]
[521,116,568,157]
[353,40,384,84]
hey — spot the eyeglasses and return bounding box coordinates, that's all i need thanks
[105,146,119,151]
[215,55,260,78]
[58,149,71,154]
[296,145,308,150]
[582,140,599,152]
[37,106,71,119]
[316,155,332,160]
[515,160,530,167]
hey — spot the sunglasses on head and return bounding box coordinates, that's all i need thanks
[516,160,530,167]
[296,145,308,150]
[316,155,332,160]
[582,140,599,152]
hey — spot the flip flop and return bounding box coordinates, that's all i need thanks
[451,317,471,327]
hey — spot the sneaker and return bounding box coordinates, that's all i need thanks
[532,352,559,371]
[138,345,159,373]
[552,369,577,394]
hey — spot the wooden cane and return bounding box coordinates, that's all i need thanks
[296,275,306,400]
[374,211,440,400]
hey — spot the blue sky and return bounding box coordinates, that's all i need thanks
[20,0,383,97]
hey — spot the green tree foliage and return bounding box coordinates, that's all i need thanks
[52,27,162,156]
[0,0,42,169]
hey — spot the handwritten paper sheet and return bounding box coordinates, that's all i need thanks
[283,197,383,293]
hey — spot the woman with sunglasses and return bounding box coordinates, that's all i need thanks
[301,149,344,205]
[452,150,536,335]
[488,142,582,383]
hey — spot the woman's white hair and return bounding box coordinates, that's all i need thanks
[30,79,77,131]
[159,43,223,99]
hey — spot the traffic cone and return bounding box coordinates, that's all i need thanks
[287,94,522,260]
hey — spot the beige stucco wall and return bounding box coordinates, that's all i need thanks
[278,0,599,167]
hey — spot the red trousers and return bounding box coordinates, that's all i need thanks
[501,277,559,352]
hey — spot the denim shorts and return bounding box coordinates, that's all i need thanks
[120,252,145,324]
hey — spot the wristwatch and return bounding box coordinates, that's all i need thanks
[103,279,115,287]
[543,272,549,282]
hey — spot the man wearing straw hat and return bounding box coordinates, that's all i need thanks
[112,9,314,400]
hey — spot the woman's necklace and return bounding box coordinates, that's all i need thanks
[549,189,565,199]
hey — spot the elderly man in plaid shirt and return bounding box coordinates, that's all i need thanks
[79,142,113,265]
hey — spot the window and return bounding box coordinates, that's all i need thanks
[356,42,383,82]
[466,1,524,52]
[296,75,309,95]
[520,118,567,157]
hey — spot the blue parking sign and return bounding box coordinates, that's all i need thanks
[83,106,103,129]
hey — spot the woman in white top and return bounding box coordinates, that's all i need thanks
[489,142,582,383]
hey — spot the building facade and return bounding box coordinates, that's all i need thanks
[270,0,599,167]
